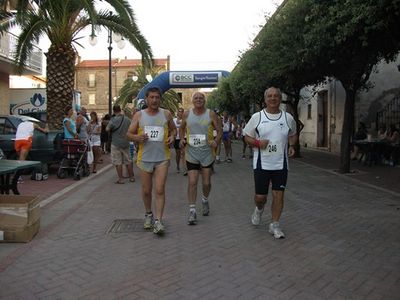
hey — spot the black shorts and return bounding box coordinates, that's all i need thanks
[174,139,181,149]
[186,160,214,171]
[254,168,288,195]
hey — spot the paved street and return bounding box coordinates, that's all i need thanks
[0,144,399,299]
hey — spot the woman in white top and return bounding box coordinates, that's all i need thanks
[15,121,48,160]
[88,111,102,173]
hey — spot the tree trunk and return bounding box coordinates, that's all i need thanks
[284,91,304,157]
[339,86,356,173]
[46,45,76,130]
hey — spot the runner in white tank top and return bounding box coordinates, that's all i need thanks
[244,87,297,239]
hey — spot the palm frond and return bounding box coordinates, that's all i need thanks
[14,13,47,73]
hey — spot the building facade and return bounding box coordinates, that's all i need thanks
[0,6,43,115]
[298,56,400,153]
[75,57,170,116]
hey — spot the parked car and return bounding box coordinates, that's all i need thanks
[0,115,63,165]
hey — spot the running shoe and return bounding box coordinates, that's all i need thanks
[251,207,264,226]
[188,209,197,225]
[269,222,285,239]
[202,201,210,216]
[143,213,154,229]
[153,220,165,235]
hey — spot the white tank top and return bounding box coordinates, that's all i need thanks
[253,110,294,170]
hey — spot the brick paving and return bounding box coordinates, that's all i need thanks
[16,153,113,202]
[0,143,399,299]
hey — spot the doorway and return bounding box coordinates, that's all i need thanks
[317,90,328,147]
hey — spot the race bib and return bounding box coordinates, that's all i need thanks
[261,141,283,156]
[144,126,164,142]
[188,134,207,147]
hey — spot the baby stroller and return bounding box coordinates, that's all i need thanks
[57,139,90,180]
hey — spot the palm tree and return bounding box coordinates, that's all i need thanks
[116,65,153,108]
[116,66,181,115]
[0,0,152,129]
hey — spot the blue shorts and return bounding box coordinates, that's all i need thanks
[222,132,230,141]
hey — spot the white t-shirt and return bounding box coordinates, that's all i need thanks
[15,121,34,140]
[243,109,296,170]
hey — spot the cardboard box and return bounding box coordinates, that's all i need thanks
[0,195,40,226]
[0,220,40,242]
[0,195,40,242]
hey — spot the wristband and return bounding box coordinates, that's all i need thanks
[254,139,261,148]
[289,144,295,147]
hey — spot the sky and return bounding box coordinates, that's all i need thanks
[74,0,283,72]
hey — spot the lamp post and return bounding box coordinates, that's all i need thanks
[89,25,125,116]
[107,28,112,116]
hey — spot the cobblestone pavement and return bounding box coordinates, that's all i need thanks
[0,143,399,299]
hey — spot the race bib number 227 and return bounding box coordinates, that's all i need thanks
[144,126,164,142]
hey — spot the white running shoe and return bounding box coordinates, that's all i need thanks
[269,222,285,239]
[251,207,264,225]
[188,209,197,225]
[153,220,165,235]
[143,213,154,229]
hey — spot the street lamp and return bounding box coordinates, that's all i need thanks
[89,27,125,116]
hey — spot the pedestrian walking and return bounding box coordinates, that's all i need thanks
[244,87,297,239]
[106,105,135,184]
[126,87,176,235]
[179,92,222,225]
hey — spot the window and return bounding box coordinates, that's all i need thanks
[88,94,96,105]
[0,118,16,134]
[88,74,96,88]
[307,104,312,120]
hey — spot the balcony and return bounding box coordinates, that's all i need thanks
[0,30,43,75]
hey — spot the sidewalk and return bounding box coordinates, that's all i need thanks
[296,147,400,194]
[0,143,399,299]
